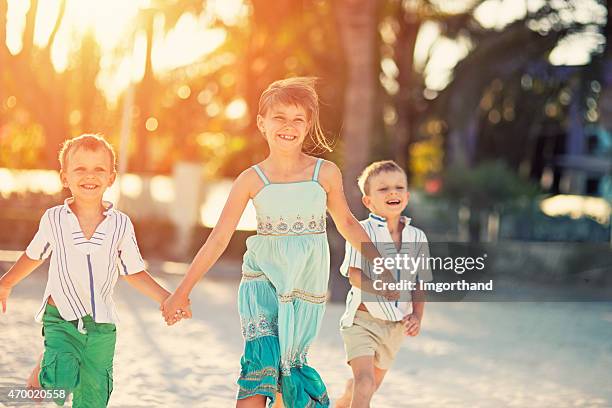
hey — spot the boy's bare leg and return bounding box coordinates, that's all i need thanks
[336,359,388,408]
[236,394,267,408]
[27,297,52,390]
[349,356,376,408]
[25,353,44,403]
[26,353,42,389]
[26,296,55,396]
[372,367,387,392]
[334,377,354,408]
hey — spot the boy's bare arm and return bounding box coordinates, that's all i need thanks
[323,162,388,264]
[121,271,178,307]
[402,288,426,336]
[410,287,426,320]
[0,253,44,312]
[347,267,399,301]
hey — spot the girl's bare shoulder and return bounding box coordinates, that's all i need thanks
[314,158,341,191]
[235,166,268,198]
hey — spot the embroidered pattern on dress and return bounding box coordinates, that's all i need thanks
[306,392,330,407]
[278,289,327,304]
[241,314,278,340]
[280,346,311,376]
[257,214,326,235]
[240,367,278,382]
[237,382,279,399]
[241,271,269,282]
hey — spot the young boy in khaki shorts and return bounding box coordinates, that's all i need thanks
[335,160,432,408]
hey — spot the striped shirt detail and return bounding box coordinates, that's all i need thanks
[25,199,146,325]
[339,213,432,328]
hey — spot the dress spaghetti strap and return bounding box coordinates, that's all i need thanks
[312,158,323,181]
[252,164,270,185]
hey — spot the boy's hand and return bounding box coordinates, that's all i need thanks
[402,313,421,336]
[0,281,12,313]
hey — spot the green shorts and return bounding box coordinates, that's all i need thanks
[39,304,116,407]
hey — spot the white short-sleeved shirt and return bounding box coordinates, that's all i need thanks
[25,198,145,326]
[339,213,433,328]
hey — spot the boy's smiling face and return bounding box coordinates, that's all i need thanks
[362,170,410,219]
[257,103,310,153]
[60,147,116,202]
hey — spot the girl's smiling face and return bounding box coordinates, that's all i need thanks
[257,103,310,152]
[60,147,116,202]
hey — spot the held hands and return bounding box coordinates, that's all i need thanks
[160,291,192,326]
[402,313,421,336]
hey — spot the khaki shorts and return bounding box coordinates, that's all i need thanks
[340,310,405,370]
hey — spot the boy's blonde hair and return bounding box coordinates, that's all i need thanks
[58,134,116,170]
[357,160,407,195]
[258,77,333,153]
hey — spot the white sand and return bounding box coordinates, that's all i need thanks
[1,261,611,408]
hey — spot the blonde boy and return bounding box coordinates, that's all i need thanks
[0,134,190,407]
[336,160,432,408]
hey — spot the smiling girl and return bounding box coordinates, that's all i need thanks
[162,77,396,408]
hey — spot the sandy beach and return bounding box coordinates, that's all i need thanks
[1,260,611,408]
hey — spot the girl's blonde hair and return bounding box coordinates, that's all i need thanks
[258,77,333,153]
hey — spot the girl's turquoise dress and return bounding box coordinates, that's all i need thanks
[237,158,330,407]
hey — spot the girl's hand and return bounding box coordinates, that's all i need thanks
[0,281,11,313]
[161,292,191,325]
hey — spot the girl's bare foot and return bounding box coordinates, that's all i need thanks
[334,378,354,408]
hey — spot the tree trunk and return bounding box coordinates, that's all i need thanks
[392,5,421,172]
[239,0,306,172]
[595,2,612,131]
[78,33,100,133]
[1,0,69,168]
[335,0,380,216]
[0,0,7,59]
[0,0,7,130]
[134,10,155,173]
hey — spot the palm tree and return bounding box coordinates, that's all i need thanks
[430,3,587,167]
[334,0,381,216]
[0,0,70,167]
[333,0,485,212]
[389,0,485,172]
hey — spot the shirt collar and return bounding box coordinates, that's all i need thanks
[63,197,115,217]
[368,212,412,227]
